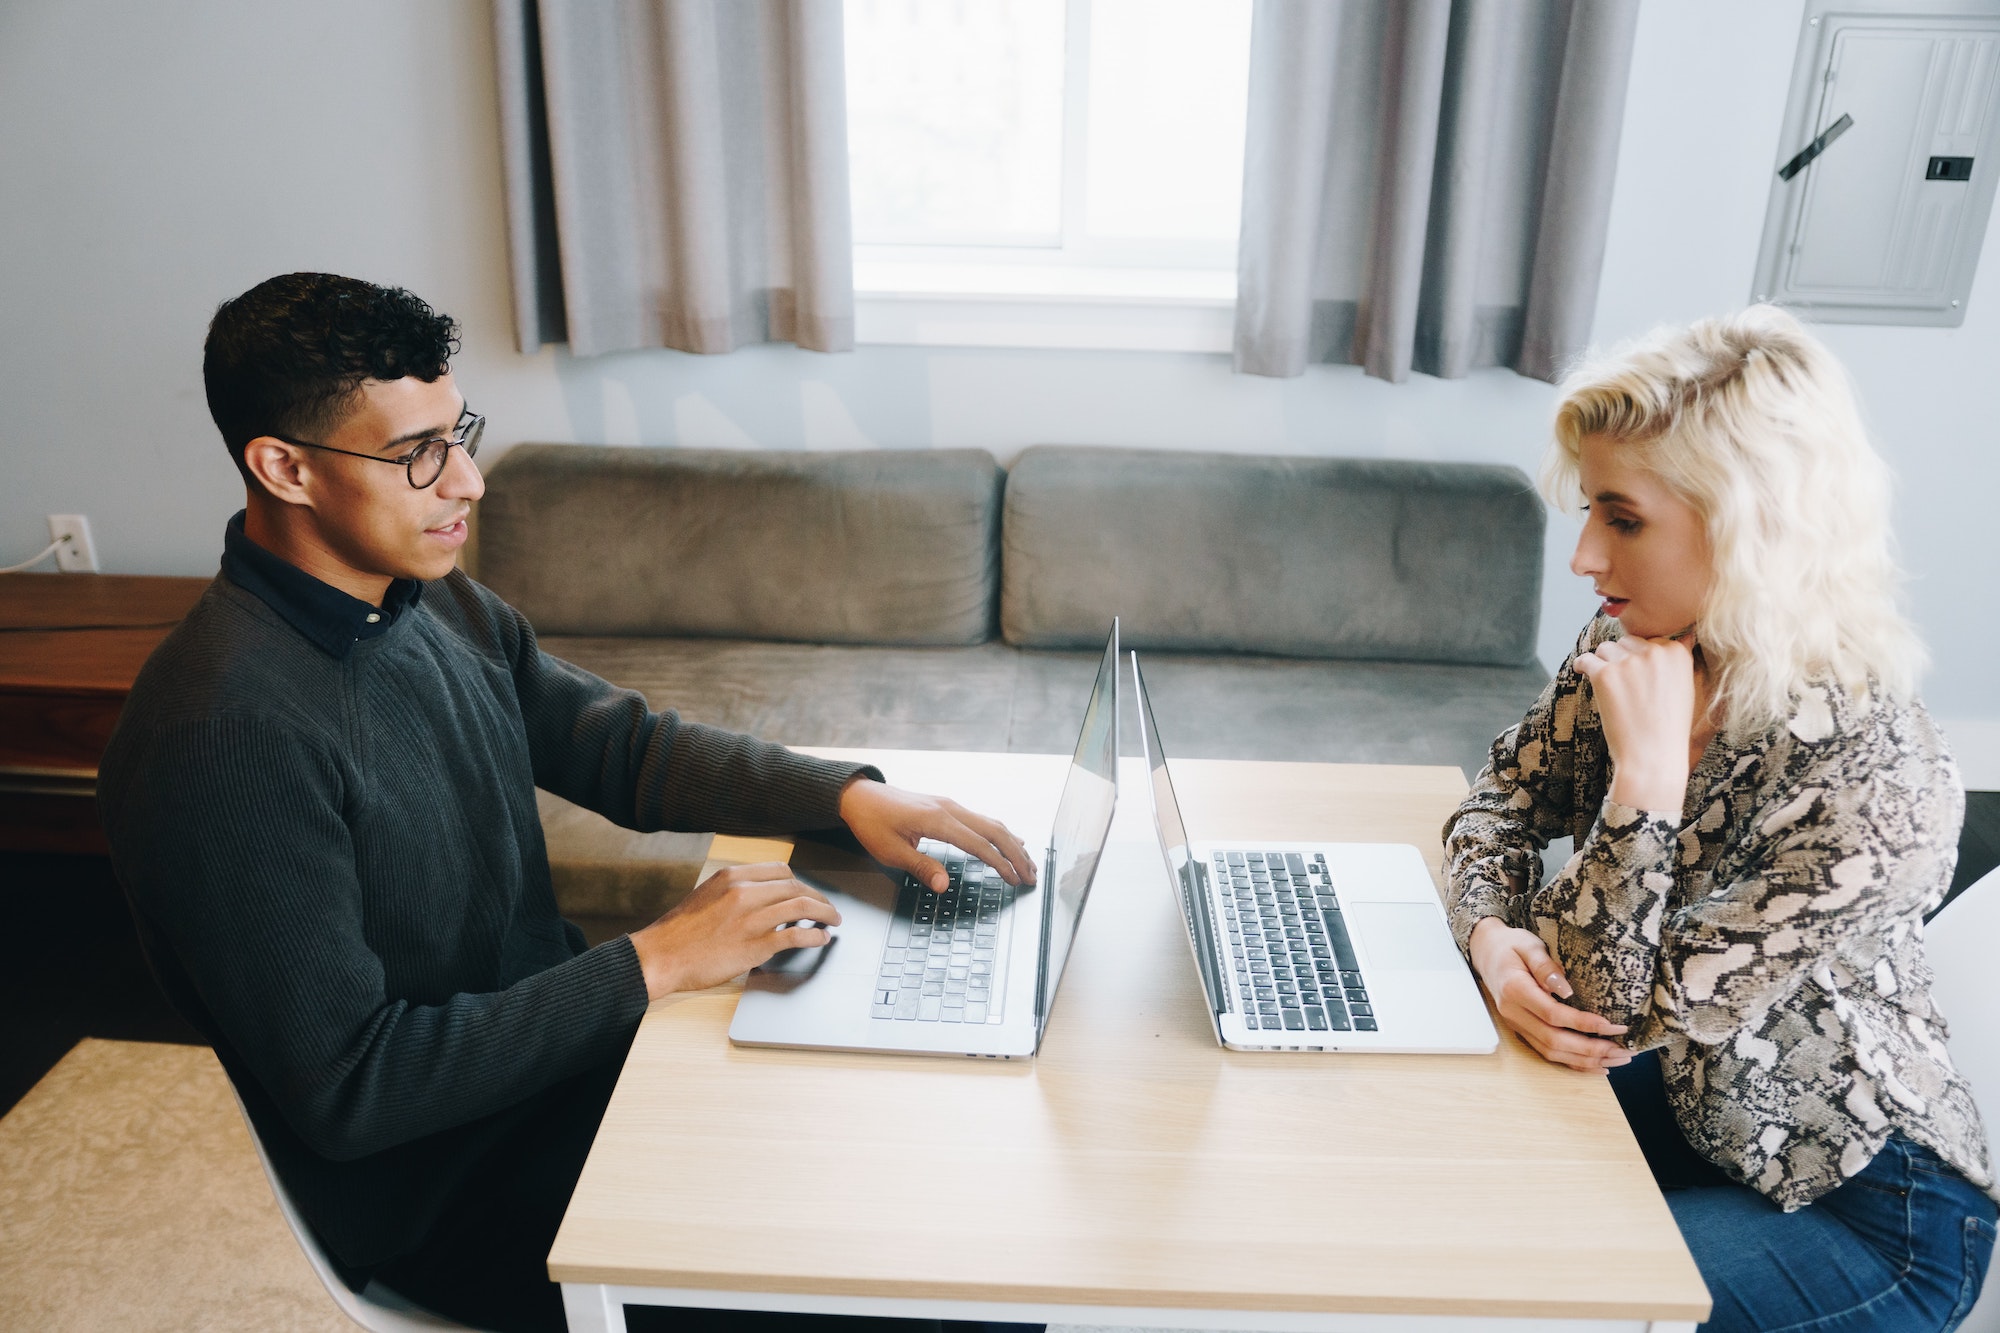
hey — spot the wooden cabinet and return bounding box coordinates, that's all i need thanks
[0,574,209,855]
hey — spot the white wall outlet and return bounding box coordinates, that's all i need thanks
[47,514,98,572]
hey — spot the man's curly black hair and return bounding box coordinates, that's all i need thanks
[203,272,461,487]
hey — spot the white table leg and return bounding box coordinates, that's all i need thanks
[561,1283,626,1333]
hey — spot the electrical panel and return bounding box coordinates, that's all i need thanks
[1752,1,2000,325]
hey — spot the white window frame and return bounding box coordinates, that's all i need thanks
[851,0,1242,353]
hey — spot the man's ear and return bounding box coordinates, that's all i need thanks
[242,437,315,507]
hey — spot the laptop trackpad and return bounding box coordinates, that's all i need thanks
[758,934,840,977]
[1350,902,1464,973]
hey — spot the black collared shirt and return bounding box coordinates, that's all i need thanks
[219,510,423,659]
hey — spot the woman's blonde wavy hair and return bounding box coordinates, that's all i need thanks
[1543,304,1925,738]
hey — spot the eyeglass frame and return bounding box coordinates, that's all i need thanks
[269,407,485,490]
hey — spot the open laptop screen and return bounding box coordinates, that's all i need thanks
[1134,653,1190,864]
[1132,651,1226,1016]
[1034,620,1120,1032]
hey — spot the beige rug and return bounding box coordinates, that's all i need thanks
[0,1038,346,1331]
[0,1040,1219,1333]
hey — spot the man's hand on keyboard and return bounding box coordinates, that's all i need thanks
[630,863,841,1000]
[838,777,1038,894]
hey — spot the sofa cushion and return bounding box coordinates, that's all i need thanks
[1000,446,1544,667]
[478,445,1002,645]
[535,791,711,936]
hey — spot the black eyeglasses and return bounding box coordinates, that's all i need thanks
[274,408,485,490]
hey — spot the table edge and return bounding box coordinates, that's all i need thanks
[544,1270,1710,1323]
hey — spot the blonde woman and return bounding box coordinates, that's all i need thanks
[1444,306,1996,1332]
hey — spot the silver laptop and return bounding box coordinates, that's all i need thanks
[729,622,1121,1059]
[1130,651,1496,1054]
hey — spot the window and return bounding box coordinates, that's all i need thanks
[844,0,1254,350]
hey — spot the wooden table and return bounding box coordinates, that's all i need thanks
[551,749,1710,1331]
[0,573,209,855]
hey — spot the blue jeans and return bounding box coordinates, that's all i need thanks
[1611,1051,1997,1332]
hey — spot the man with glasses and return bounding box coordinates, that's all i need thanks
[98,272,1039,1333]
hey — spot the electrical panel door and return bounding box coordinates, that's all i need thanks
[1753,3,2000,325]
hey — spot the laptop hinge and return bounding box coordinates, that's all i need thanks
[1032,843,1057,1031]
[1191,860,1229,1016]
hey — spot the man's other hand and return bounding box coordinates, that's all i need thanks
[838,777,1038,895]
[631,863,840,1000]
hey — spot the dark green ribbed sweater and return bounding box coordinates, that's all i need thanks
[98,564,871,1269]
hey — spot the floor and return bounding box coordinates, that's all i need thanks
[5,790,1998,1119]
[0,1038,350,1333]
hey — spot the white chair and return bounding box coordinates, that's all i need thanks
[1925,865,2000,1333]
[229,1088,486,1332]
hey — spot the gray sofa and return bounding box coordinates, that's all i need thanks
[475,443,1549,939]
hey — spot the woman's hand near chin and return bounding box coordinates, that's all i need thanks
[1571,635,1700,813]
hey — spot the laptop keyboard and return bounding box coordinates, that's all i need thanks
[1215,851,1376,1034]
[873,850,1014,1022]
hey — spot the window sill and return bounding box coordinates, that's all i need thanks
[853,260,1236,353]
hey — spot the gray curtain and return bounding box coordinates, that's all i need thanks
[493,0,855,357]
[1234,0,1638,383]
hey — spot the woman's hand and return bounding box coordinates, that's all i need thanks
[1571,635,1698,813]
[1469,916,1630,1072]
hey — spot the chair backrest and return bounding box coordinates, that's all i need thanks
[227,1087,477,1332]
[1921,865,2000,1332]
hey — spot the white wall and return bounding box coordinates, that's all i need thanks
[1,0,1994,771]
[1591,0,2000,775]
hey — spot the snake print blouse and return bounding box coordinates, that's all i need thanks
[1444,616,1994,1211]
